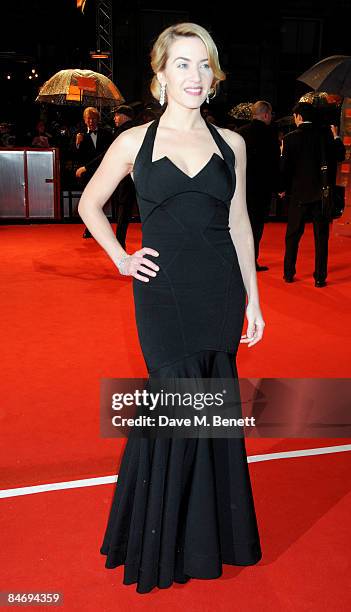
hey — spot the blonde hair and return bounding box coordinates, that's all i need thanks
[252,101,272,116]
[83,107,100,120]
[150,23,226,102]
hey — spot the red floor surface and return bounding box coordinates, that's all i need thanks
[1,451,350,611]
[1,221,351,610]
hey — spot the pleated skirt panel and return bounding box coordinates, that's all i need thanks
[100,350,262,594]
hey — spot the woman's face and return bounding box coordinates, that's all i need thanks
[158,36,214,109]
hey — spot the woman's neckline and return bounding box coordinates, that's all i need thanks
[150,117,224,180]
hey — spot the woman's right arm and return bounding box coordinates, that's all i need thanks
[77,127,159,282]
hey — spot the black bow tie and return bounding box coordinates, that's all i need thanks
[90,130,97,135]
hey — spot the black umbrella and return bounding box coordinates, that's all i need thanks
[275,115,294,127]
[297,55,351,97]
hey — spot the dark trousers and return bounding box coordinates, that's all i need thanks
[80,174,136,246]
[112,174,136,250]
[246,193,271,262]
[284,200,330,281]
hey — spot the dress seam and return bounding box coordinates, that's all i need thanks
[148,348,236,374]
[219,263,234,347]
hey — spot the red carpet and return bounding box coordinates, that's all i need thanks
[1,221,350,610]
[1,449,350,611]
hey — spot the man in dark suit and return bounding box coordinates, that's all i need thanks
[238,100,281,271]
[75,106,113,238]
[280,102,345,287]
[76,106,137,248]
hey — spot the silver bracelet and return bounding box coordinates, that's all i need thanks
[116,253,131,275]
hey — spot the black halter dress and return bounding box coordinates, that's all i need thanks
[100,118,262,593]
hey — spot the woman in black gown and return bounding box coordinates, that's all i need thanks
[78,22,265,594]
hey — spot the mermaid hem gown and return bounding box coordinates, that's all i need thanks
[100,118,262,593]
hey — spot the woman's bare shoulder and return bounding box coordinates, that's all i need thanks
[214,126,246,157]
[115,121,154,148]
[110,121,155,162]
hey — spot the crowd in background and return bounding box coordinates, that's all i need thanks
[0,95,345,286]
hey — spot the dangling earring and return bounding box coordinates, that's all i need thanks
[159,83,166,106]
[207,87,216,103]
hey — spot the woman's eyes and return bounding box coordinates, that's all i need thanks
[177,63,211,69]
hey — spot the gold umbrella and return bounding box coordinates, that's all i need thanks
[36,68,124,107]
[299,91,330,105]
[228,102,253,120]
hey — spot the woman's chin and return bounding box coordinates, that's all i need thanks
[177,97,204,110]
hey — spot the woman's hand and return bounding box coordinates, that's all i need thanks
[117,247,160,282]
[240,302,265,347]
[76,166,87,178]
[76,132,84,147]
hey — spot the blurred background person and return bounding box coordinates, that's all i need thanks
[237,101,281,271]
[279,101,345,287]
[76,105,137,247]
[31,120,52,147]
[74,107,113,238]
[0,122,16,147]
[109,106,137,249]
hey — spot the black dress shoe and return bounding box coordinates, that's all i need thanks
[83,229,93,238]
[315,280,327,287]
[256,264,269,271]
[283,275,294,283]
